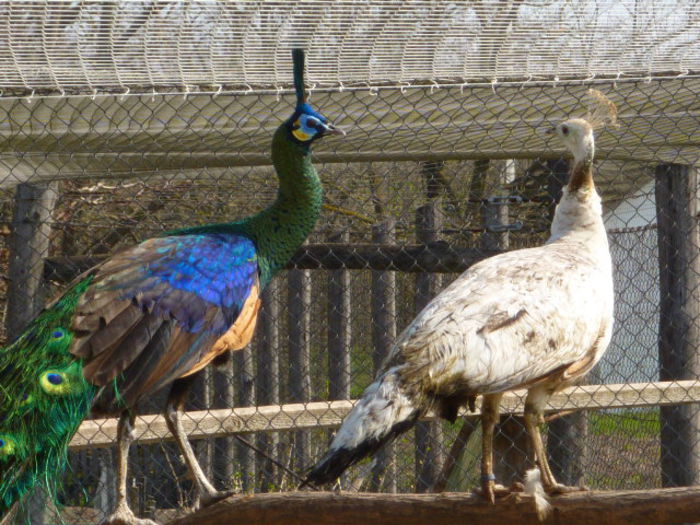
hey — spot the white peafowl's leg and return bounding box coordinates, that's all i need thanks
[101,411,158,525]
[523,386,585,495]
[479,393,504,504]
[164,374,234,509]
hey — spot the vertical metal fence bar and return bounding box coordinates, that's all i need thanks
[256,280,280,491]
[655,163,700,487]
[415,199,444,492]
[369,218,398,492]
[288,268,311,473]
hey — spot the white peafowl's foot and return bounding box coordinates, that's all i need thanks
[544,482,589,495]
[197,488,236,509]
[100,501,159,525]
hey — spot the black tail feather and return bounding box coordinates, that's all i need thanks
[302,414,418,487]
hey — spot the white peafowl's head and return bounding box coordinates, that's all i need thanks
[547,89,618,162]
[549,118,595,161]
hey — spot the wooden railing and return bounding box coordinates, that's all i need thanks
[69,380,700,450]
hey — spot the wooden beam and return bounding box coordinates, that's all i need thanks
[69,380,700,450]
[164,487,700,525]
[43,243,502,283]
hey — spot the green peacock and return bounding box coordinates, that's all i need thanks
[0,49,343,524]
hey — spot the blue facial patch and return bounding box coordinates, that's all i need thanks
[290,102,331,143]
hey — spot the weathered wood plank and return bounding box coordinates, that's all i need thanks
[288,268,312,472]
[6,182,58,338]
[233,345,256,490]
[414,199,444,491]
[165,487,700,525]
[256,280,280,490]
[369,219,397,492]
[69,380,700,450]
[656,163,700,488]
[545,157,588,486]
[328,231,351,401]
[43,243,502,282]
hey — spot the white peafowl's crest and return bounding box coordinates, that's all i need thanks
[586,88,618,130]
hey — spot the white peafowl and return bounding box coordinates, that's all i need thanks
[304,91,617,505]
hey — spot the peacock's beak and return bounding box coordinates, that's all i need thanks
[544,126,556,136]
[322,122,346,136]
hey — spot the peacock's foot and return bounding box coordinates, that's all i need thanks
[100,502,159,525]
[197,488,236,509]
[545,483,589,495]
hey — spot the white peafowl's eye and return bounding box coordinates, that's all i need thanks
[561,125,569,136]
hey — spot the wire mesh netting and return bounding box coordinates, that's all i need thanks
[0,1,698,524]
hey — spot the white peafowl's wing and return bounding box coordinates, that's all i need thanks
[389,241,613,398]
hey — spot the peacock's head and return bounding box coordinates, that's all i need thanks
[286,102,345,146]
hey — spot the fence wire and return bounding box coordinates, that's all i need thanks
[0,77,698,523]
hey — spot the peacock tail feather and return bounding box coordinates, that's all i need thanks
[0,276,96,515]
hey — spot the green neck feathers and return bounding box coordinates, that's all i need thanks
[175,124,322,289]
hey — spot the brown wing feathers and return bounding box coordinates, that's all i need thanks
[69,264,261,413]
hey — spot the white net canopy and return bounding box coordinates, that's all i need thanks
[0,0,698,94]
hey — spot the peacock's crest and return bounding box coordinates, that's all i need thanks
[286,48,343,145]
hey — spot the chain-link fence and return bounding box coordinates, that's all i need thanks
[0,1,699,523]
[0,77,698,522]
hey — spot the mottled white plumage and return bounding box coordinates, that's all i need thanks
[393,179,613,398]
[305,116,614,499]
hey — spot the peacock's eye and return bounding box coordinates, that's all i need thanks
[561,125,569,136]
[306,117,318,128]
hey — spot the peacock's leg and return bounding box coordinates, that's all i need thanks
[101,411,157,525]
[164,373,234,508]
[523,386,584,495]
[479,392,504,504]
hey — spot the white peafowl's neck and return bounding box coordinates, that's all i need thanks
[547,138,610,263]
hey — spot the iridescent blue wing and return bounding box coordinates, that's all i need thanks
[69,233,260,413]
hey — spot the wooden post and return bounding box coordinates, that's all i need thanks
[655,163,700,487]
[414,201,444,492]
[190,369,213,490]
[288,268,312,473]
[544,158,588,486]
[6,181,58,524]
[234,346,256,491]
[212,358,235,489]
[479,160,528,487]
[256,279,280,491]
[369,219,398,492]
[6,181,58,338]
[328,231,351,400]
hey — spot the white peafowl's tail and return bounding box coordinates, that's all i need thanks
[524,467,552,521]
[302,366,420,486]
